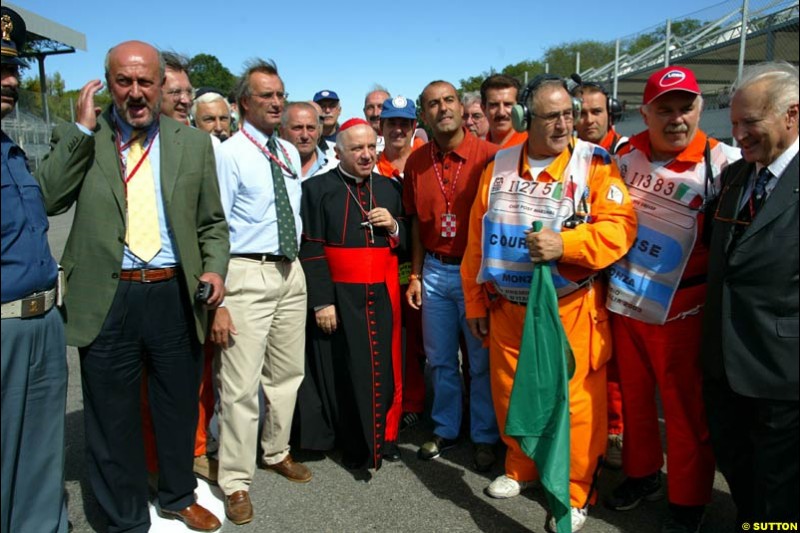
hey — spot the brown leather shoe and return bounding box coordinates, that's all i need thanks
[160,502,221,532]
[225,490,254,525]
[193,455,219,485]
[262,454,312,483]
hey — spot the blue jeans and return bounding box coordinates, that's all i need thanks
[422,254,498,443]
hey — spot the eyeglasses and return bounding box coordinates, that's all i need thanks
[463,112,485,122]
[713,186,752,226]
[165,89,194,100]
[254,91,288,101]
[531,109,574,125]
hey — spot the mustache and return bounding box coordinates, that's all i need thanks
[1,86,19,101]
[665,124,689,133]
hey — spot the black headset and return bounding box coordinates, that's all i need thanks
[570,75,623,125]
[511,74,582,133]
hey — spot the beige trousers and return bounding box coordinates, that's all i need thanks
[218,257,307,494]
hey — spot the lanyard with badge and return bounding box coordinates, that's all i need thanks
[115,125,159,195]
[240,126,298,178]
[431,143,464,238]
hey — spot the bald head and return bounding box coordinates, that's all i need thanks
[364,89,391,133]
[335,123,377,178]
[105,41,164,129]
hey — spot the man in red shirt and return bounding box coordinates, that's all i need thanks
[403,80,499,471]
[374,97,426,446]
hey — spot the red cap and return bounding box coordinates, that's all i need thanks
[339,118,370,132]
[643,66,701,105]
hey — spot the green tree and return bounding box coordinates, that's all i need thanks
[188,54,236,95]
[624,18,704,56]
[457,17,705,92]
[542,40,616,77]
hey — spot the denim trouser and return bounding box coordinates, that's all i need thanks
[422,254,498,443]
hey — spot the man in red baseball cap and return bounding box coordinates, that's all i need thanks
[604,65,740,532]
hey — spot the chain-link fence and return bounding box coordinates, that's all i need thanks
[1,89,76,172]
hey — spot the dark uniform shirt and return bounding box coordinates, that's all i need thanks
[1,131,58,303]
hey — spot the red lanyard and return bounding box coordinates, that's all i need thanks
[116,127,158,192]
[241,126,297,178]
[430,143,464,213]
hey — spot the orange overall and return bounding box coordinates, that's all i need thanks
[462,141,636,506]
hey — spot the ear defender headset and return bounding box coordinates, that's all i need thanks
[570,74,623,125]
[511,74,582,133]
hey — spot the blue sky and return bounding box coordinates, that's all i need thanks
[14,0,726,120]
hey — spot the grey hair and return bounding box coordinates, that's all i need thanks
[366,84,390,99]
[462,90,481,109]
[234,58,280,116]
[104,41,166,81]
[525,79,568,111]
[281,101,320,128]
[734,60,799,116]
[161,51,190,74]
[191,91,230,120]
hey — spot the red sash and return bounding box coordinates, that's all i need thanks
[324,246,403,439]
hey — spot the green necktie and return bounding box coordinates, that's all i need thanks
[267,136,298,260]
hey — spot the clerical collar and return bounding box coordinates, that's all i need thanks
[338,165,368,184]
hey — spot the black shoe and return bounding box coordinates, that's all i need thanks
[473,442,496,472]
[417,435,458,460]
[382,441,401,462]
[399,412,421,432]
[662,504,704,533]
[605,471,665,511]
[342,452,367,470]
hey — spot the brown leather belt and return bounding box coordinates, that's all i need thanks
[119,267,179,283]
[428,251,462,265]
[232,253,289,263]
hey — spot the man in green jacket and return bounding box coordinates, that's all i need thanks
[36,40,229,533]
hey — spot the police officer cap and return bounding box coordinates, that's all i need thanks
[1,7,27,67]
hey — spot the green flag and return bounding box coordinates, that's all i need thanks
[505,221,574,533]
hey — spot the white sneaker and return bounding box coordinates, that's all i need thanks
[548,506,588,532]
[606,433,623,469]
[486,474,530,499]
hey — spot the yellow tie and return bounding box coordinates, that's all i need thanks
[125,136,161,262]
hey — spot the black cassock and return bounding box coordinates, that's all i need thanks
[294,168,407,469]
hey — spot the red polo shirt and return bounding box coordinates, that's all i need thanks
[403,129,498,257]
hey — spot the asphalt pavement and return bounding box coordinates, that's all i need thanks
[49,208,738,533]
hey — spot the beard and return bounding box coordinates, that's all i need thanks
[116,95,162,129]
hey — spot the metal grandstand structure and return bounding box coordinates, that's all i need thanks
[579,0,799,108]
[4,3,86,121]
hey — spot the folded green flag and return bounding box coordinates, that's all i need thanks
[505,220,574,533]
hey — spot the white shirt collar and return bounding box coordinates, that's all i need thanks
[759,135,799,179]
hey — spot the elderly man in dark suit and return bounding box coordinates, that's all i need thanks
[36,41,229,533]
[703,60,799,525]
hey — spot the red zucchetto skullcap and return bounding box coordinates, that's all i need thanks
[339,118,371,132]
